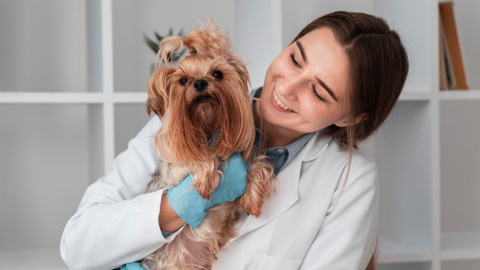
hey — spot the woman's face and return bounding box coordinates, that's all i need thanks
[259,27,351,135]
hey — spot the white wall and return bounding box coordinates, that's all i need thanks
[0,1,88,93]
[112,0,236,92]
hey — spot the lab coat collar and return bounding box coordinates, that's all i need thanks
[238,129,333,236]
[301,128,333,161]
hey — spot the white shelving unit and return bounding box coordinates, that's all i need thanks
[1,0,479,269]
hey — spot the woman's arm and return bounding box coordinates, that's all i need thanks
[299,162,379,270]
[60,116,185,270]
[159,193,185,232]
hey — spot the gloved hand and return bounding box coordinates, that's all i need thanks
[167,152,248,229]
[120,262,146,270]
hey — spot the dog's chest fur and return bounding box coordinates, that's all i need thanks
[146,161,191,193]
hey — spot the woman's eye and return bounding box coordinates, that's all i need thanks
[312,85,324,101]
[179,78,188,86]
[290,53,301,68]
[212,71,223,80]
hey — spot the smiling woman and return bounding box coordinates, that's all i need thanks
[251,11,408,270]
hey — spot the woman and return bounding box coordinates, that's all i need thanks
[61,11,408,270]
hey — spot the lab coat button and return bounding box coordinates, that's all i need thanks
[276,148,285,154]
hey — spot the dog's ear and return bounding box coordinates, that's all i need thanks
[228,53,251,95]
[157,35,186,66]
[146,67,176,118]
[184,17,232,58]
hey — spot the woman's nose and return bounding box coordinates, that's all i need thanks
[278,75,303,101]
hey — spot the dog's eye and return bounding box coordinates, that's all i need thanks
[179,78,188,86]
[212,71,223,80]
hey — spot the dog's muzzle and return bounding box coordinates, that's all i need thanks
[194,80,208,92]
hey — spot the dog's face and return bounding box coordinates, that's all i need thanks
[146,20,254,164]
[168,54,248,138]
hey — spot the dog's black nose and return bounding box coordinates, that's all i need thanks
[193,80,208,92]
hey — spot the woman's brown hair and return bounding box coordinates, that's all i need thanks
[291,11,409,270]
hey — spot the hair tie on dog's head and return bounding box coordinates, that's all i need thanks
[190,50,197,54]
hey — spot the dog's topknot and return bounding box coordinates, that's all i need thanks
[157,17,232,66]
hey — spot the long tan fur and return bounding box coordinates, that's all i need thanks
[140,18,276,270]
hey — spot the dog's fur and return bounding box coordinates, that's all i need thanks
[140,19,275,270]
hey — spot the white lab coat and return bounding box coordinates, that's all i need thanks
[60,115,379,270]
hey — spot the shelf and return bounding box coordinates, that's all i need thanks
[439,90,480,100]
[0,92,147,104]
[113,92,148,103]
[441,231,480,261]
[0,92,104,104]
[398,91,433,101]
[0,249,67,269]
[380,261,432,270]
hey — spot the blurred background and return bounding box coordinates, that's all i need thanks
[1,0,479,269]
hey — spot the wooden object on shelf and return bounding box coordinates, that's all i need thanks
[439,16,447,90]
[439,10,456,90]
[439,1,469,90]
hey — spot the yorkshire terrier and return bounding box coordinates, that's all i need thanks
[140,18,275,270]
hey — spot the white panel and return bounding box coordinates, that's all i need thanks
[0,105,90,250]
[235,0,277,89]
[375,101,433,256]
[373,0,433,92]
[112,0,235,92]
[88,104,105,183]
[103,0,115,174]
[0,0,87,92]
[281,0,374,48]
[440,100,480,232]
[0,249,66,269]
[441,231,480,261]
[442,258,480,270]
[114,104,152,157]
[87,0,103,93]
[104,101,115,174]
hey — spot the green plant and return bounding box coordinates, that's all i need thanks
[144,28,187,63]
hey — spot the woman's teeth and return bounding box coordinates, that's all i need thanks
[274,89,293,111]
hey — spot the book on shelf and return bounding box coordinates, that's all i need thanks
[439,1,469,90]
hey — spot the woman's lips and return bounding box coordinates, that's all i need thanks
[270,87,295,113]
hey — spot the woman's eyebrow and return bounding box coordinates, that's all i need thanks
[296,41,307,63]
[315,77,339,102]
[297,40,338,102]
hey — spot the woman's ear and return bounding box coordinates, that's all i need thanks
[334,112,368,127]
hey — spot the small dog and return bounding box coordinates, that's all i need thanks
[140,18,275,270]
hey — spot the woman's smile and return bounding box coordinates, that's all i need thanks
[270,86,296,113]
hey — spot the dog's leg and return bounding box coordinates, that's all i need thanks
[236,155,275,217]
[191,159,219,201]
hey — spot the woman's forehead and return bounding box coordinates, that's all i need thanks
[297,27,349,99]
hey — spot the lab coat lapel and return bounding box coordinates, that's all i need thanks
[239,129,332,235]
[240,151,302,234]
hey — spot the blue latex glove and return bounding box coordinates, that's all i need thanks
[167,152,248,229]
[120,262,147,270]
